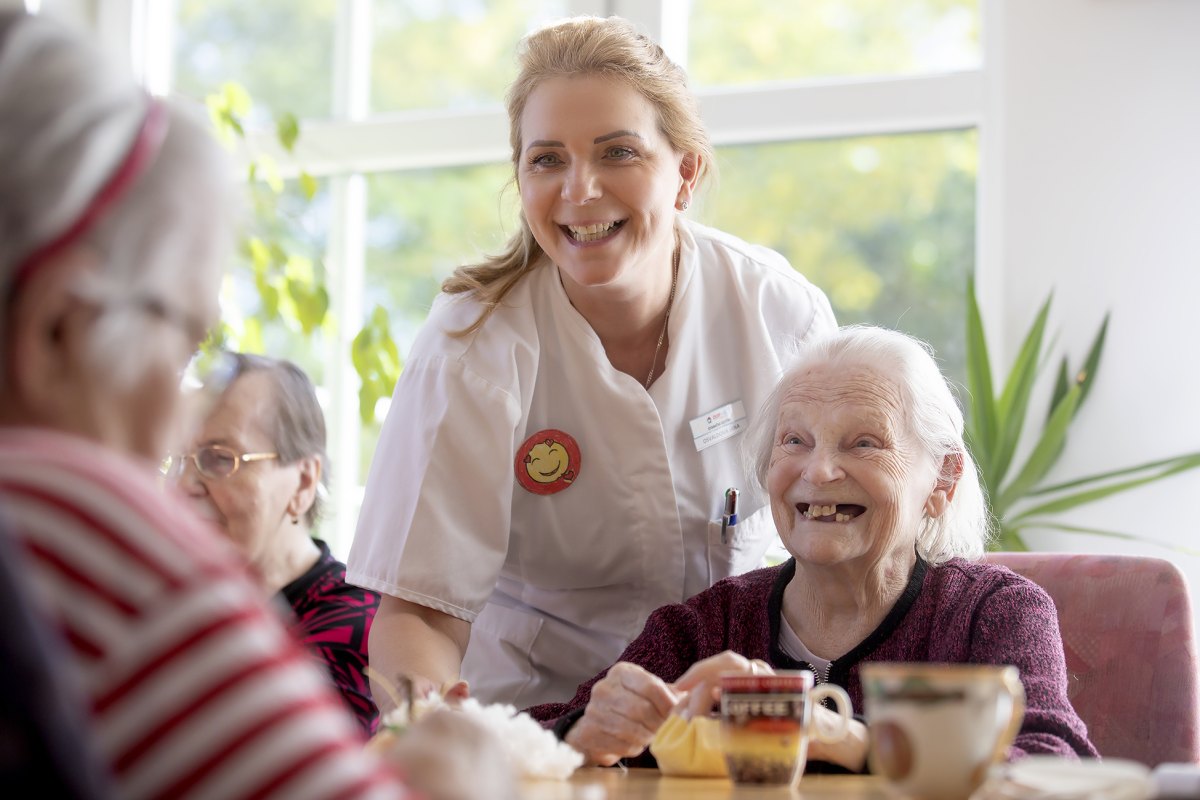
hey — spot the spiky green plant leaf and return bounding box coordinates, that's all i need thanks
[994,384,1081,517]
[990,294,1053,488]
[1010,452,1200,521]
[965,277,998,474]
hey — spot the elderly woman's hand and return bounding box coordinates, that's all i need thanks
[671,651,773,721]
[566,662,679,766]
[806,706,869,773]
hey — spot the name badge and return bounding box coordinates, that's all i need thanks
[689,400,747,452]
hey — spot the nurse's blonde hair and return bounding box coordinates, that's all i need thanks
[745,325,994,565]
[441,15,714,335]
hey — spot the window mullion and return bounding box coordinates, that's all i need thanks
[325,0,371,555]
[608,0,689,66]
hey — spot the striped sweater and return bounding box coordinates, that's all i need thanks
[0,429,409,800]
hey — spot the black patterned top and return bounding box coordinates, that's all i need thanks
[281,539,381,734]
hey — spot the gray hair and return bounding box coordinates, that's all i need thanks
[0,11,234,388]
[227,353,329,528]
[745,325,993,564]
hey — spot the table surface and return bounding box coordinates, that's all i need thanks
[519,768,890,799]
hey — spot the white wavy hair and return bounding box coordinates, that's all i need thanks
[0,11,234,388]
[744,325,994,565]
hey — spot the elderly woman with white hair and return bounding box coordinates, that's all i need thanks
[530,325,1098,772]
[0,11,511,800]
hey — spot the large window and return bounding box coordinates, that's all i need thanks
[133,0,985,554]
[686,0,979,86]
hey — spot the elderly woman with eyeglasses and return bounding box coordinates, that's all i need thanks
[165,352,382,734]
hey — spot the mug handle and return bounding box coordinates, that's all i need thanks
[990,669,1027,764]
[808,683,854,744]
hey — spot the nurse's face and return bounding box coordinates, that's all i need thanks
[517,74,692,298]
[766,362,944,574]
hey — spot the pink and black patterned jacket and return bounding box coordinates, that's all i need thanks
[281,539,381,734]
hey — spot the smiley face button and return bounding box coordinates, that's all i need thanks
[515,429,581,496]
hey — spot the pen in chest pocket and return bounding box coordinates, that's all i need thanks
[720,487,739,544]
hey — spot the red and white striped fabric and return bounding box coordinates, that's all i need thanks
[0,429,411,800]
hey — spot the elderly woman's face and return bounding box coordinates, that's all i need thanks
[179,372,305,570]
[517,74,687,295]
[766,362,942,571]
[54,255,221,463]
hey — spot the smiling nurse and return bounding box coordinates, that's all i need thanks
[347,16,836,710]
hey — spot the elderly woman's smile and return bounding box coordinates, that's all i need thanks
[796,502,867,523]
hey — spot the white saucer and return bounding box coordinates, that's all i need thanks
[975,756,1155,800]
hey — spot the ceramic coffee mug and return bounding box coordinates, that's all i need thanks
[718,670,852,786]
[861,663,1025,800]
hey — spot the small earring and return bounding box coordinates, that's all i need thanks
[679,199,689,211]
[291,516,299,526]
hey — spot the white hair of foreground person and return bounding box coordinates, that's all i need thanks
[0,10,233,388]
[746,325,993,564]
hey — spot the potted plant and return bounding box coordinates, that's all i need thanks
[963,279,1200,551]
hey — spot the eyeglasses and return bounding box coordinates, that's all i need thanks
[161,445,278,480]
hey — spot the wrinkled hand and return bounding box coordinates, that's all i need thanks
[805,705,868,772]
[385,708,516,800]
[671,651,773,721]
[565,662,679,766]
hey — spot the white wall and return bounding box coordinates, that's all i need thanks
[998,0,1200,621]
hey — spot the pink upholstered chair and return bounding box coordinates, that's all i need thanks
[985,552,1200,766]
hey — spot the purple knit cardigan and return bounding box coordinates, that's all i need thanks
[528,557,1098,763]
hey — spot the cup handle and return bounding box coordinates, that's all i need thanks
[990,669,1027,764]
[808,683,854,744]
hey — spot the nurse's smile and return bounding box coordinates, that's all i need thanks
[563,219,627,244]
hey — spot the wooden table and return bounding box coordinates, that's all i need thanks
[520,768,890,799]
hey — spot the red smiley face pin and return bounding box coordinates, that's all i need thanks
[515,429,581,496]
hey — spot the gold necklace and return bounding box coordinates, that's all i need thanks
[644,245,681,389]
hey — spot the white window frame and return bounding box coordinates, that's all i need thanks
[69,0,1003,553]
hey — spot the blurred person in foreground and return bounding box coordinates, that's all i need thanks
[531,326,1098,771]
[167,353,381,734]
[349,14,835,714]
[0,10,509,800]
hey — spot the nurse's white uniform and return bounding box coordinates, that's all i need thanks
[347,220,835,708]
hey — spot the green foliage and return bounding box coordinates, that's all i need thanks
[688,0,979,87]
[704,131,976,385]
[207,81,401,425]
[964,279,1200,550]
[176,0,336,121]
[352,306,403,426]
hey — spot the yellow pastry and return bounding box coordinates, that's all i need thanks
[649,713,729,778]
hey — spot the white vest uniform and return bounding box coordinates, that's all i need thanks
[347,221,835,708]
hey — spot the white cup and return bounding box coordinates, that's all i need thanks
[862,663,1025,800]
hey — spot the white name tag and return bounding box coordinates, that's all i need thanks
[689,400,747,452]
